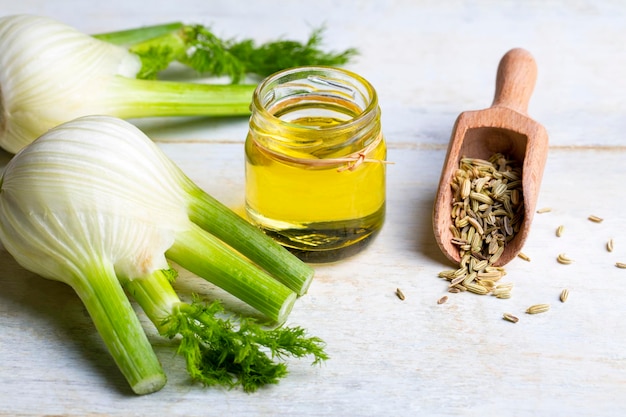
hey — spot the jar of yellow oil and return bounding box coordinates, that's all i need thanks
[245,66,387,263]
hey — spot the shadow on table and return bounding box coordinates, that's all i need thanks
[0,249,160,396]
[385,146,453,268]
[414,190,453,267]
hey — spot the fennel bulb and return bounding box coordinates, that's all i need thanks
[0,115,323,394]
[0,14,357,153]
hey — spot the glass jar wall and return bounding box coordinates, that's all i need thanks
[245,66,387,263]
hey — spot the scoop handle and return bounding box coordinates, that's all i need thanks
[491,48,537,114]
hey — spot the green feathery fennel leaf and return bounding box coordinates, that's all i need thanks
[162,299,328,392]
[226,27,358,81]
[119,23,357,83]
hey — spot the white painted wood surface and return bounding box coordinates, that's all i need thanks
[0,1,625,416]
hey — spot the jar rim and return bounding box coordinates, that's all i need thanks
[251,65,379,133]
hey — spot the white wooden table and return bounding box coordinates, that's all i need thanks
[1,1,625,416]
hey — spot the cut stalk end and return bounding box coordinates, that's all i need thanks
[184,182,315,296]
[131,374,168,396]
[167,224,298,323]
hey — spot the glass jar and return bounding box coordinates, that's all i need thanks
[245,66,387,263]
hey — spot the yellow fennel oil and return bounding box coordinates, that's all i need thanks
[245,67,386,263]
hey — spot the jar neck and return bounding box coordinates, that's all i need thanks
[249,66,381,160]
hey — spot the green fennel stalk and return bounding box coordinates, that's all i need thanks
[73,260,166,394]
[104,76,255,118]
[92,22,185,46]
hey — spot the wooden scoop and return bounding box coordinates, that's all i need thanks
[433,48,549,267]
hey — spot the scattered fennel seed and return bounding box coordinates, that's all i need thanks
[607,239,614,252]
[495,282,514,291]
[517,252,531,262]
[503,313,519,323]
[588,215,604,223]
[556,225,564,237]
[616,263,626,269]
[437,295,448,305]
[526,303,550,314]
[557,253,573,265]
[559,289,569,303]
[395,288,406,301]
[536,207,552,214]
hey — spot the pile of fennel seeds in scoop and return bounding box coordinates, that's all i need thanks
[438,153,523,298]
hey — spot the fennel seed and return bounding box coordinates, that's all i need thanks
[557,253,573,265]
[559,289,569,303]
[437,295,449,304]
[607,239,614,252]
[438,270,456,279]
[492,286,512,297]
[511,189,520,205]
[395,288,406,301]
[477,270,505,281]
[588,215,604,223]
[453,267,467,278]
[489,246,505,264]
[488,238,500,255]
[503,313,519,323]
[462,271,477,287]
[472,259,489,272]
[526,303,550,314]
[469,191,494,205]
[467,216,485,236]
[615,262,626,269]
[517,252,531,262]
[477,278,496,288]
[466,283,489,295]
[536,207,552,214]
[449,275,466,287]
[461,178,471,199]
[556,225,564,237]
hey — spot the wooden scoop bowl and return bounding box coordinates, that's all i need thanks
[433,48,549,267]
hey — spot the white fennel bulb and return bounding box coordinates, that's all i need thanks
[0,15,141,153]
[0,115,188,280]
[0,14,256,153]
[0,115,320,393]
